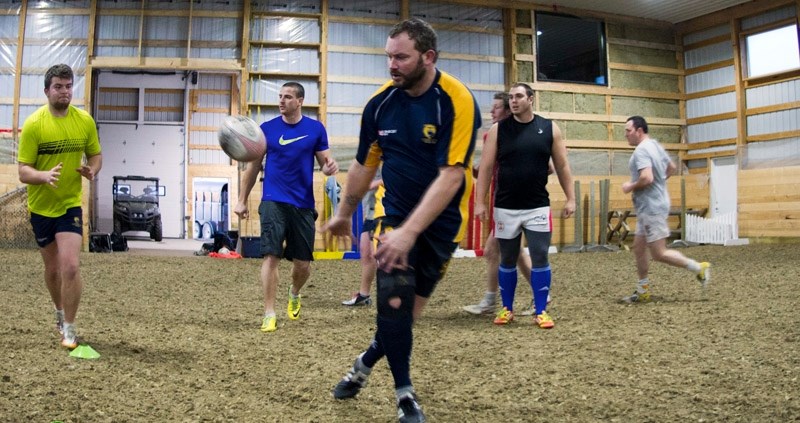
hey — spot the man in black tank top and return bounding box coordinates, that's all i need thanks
[475,82,576,329]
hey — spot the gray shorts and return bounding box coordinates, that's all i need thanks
[493,206,551,240]
[258,200,317,261]
[635,213,670,243]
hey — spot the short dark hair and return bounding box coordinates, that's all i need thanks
[44,64,73,89]
[627,115,649,134]
[510,82,535,98]
[283,82,305,99]
[389,18,438,62]
[493,92,510,111]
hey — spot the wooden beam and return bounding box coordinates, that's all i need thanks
[320,0,328,127]
[607,37,679,52]
[747,130,800,143]
[531,81,683,101]
[683,34,730,51]
[685,85,735,100]
[731,18,747,150]
[686,111,737,125]
[609,62,683,76]
[540,112,683,126]
[746,101,800,116]
[12,1,26,141]
[684,59,735,75]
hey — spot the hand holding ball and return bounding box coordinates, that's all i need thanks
[218,115,266,162]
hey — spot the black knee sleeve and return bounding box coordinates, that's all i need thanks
[376,270,416,320]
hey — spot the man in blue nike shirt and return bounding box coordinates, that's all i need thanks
[235,82,338,333]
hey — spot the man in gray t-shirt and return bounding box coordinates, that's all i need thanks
[629,137,671,216]
[620,116,711,304]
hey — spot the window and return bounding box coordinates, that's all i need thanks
[535,12,607,85]
[745,24,800,78]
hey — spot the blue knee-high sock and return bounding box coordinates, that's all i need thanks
[360,335,384,369]
[376,315,413,388]
[530,265,551,314]
[498,265,518,311]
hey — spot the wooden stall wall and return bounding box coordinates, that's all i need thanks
[738,166,800,238]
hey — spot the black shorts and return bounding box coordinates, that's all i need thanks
[30,207,83,248]
[362,218,376,234]
[258,201,318,261]
[375,218,457,298]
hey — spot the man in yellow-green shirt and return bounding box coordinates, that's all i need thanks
[17,63,102,350]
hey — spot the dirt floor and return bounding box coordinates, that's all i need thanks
[1,242,798,422]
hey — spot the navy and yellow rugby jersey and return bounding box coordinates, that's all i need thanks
[494,115,553,210]
[356,69,480,243]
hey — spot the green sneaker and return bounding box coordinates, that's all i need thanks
[696,262,711,289]
[622,290,651,304]
[287,288,301,320]
[260,315,277,332]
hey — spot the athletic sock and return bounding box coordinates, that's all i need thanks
[377,314,413,389]
[498,266,518,311]
[62,322,75,336]
[685,259,701,273]
[354,352,372,375]
[361,336,384,368]
[530,265,552,315]
[637,278,650,293]
[396,385,416,401]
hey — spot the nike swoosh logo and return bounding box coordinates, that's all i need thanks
[279,135,309,145]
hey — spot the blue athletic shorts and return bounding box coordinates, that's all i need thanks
[30,207,83,248]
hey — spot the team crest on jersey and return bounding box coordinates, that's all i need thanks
[421,124,437,144]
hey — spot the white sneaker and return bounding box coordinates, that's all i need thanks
[462,296,496,315]
[519,295,552,316]
[61,325,78,349]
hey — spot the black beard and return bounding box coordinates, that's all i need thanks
[392,58,426,90]
[50,100,69,112]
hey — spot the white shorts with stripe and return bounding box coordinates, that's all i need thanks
[493,206,552,240]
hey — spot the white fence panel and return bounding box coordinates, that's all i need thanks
[686,212,738,244]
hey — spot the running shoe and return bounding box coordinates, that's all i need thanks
[287,288,301,320]
[342,292,371,306]
[696,262,711,289]
[61,325,78,349]
[533,310,555,329]
[519,295,552,316]
[260,315,277,333]
[493,307,514,325]
[332,356,371,399]
[621,290,651,304]
[397,392,426,423]
[462,295,496,315]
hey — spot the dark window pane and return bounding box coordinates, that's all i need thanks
[536,12,607,85]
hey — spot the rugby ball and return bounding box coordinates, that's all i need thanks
[218,115,266,162]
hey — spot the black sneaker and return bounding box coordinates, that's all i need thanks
[397,393,425,423]
[342,292,372,306]
[332,356,370,399]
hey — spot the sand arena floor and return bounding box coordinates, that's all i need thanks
[1,243,798,422]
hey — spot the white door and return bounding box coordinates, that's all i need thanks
[96,124,185,238]
[710,157,737,217]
